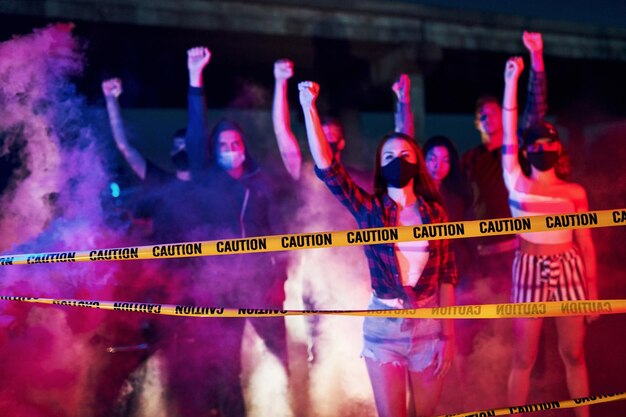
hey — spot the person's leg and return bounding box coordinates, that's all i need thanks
[165,320,216,416]
[365,357,408,417]
[89,313,153,417]
[247,257,290,369]
[456,251,514,397]
[555,316,589,417]
[91,350,149,417]
[215,318,248,417]
[408,366,443,417]
[249,316,289,370]
[507,318,543,407]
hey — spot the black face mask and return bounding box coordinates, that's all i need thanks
[171,150,190,172]
[382,157,418,188]
[527,150,559,172]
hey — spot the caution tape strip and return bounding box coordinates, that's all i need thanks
[2,296,625,319]
[0,209,624,266]
[438,391,626,417]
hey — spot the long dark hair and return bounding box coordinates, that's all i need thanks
[422,135,469,197]
[373,132,442,206]
[207,118,259,175]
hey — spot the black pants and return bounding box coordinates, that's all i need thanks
[166,315,288,417]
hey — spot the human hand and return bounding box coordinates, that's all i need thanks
[522,31,543,53]
[434,336,454,378]
[298,81,320,109]
[504,56,524,82]
[102,78,122,98]
[187,46,211,73]
[274,59,294,81]
[392,73,411,103]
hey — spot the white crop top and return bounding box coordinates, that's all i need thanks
[395,203,430,286]
[504,166,575,244]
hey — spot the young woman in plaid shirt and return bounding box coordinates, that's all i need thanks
[298,81,458,417]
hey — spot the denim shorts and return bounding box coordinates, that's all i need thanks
[362,294,441,372]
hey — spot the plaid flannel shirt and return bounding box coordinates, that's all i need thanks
[315,161,458,302]
[520,69,548,135]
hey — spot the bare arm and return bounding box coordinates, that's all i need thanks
[102,78,147,180]
[392,74,415,138]
[272,59,302,180]
[502,57,525,178]
[298,81,333,170]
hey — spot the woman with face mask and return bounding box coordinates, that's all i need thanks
[502,57,598,417]
[298,80,458,417]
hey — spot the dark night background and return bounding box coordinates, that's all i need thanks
[1,2,626,116]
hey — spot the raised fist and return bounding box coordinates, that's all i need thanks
[274,59,294,81]
[298,81,320,109]
[522,31,543,53]
[102,78,122,98]
[392,73,411,103]
[187,46,211,72]
[504,57,524,82]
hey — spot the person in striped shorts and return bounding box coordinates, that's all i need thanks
[501,56,598,417]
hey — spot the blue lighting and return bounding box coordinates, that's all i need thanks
[110,182,121,198]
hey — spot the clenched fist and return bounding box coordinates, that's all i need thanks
[102,78,122,98]
[298,81,320,109]
[392,74,411,104]
[522,31,543,53]
[274,59,294,81]
[504,56,524,83]
[187,46,211,73]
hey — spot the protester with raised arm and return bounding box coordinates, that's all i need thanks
[272,58,302,180]
[502,56,597,417]
[299,80,457,417]
[392,73,415,139]
[102,78,191,183]
[169,46,290,417]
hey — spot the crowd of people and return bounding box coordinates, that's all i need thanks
[0,26,601,417]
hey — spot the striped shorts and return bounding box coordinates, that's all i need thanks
[511,248,587,303]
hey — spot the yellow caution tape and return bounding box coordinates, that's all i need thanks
[2,296,625,319]
[439,391,626,417]
[0,209,624,266]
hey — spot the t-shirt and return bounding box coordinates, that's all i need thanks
[461,145,513,246]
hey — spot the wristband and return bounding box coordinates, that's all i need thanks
[501,145,518,155]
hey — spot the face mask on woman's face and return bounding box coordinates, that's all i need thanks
[382,157,418,188]
[218,150,246,170]
[526,150,559,171]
